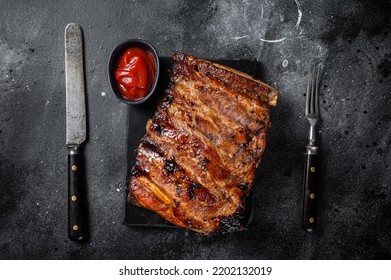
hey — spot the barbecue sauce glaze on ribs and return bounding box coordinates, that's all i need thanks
[128,52,278,234]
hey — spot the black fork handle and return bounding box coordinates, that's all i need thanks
[302,147,318,232]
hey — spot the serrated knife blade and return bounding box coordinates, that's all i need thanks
[65,23,88,242]
[65,23,86,145]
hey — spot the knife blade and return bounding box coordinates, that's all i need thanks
[65,23,87,241]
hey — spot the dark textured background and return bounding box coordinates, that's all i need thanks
[0,0,390,259]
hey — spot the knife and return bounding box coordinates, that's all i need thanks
[65,23,88,241]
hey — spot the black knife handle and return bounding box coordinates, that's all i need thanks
[302,151,318,232]
[68,146,87,241]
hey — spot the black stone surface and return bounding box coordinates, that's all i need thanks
[0,0,390,260]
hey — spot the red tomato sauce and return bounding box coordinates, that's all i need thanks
[114,47,156,100]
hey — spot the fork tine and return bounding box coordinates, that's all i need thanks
[305,66,311,115]
[310,62,316,114]
[314,63,321,115]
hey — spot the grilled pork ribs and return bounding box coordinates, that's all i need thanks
[128,52,278,233]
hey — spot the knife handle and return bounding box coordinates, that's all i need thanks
[68,146,87,241]
[302,151,318,232]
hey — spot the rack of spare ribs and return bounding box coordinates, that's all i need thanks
[128,52,278,234]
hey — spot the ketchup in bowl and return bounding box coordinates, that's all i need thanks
[115,47,156,100]
[108,40,159,105]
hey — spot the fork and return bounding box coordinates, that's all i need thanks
[302,62,322,232]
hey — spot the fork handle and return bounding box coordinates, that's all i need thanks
[302,149,318,232]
